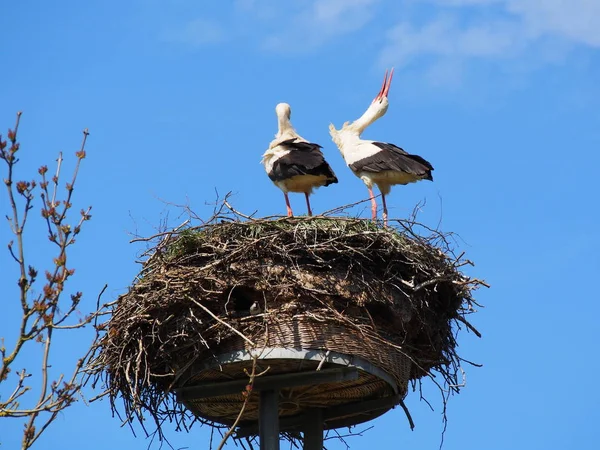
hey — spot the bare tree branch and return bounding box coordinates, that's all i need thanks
[0,114,111,449]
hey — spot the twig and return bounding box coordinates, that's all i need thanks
[316,350,330,371]
[398,397,415,430]
[320,195,380,217]
[454,315,482,338]
[129,219,190,243]
[324,425,374,441]
[50,152,62,207]
[185,295,256,347]
[223,194,258,221]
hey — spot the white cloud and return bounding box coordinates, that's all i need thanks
[234,0,256,10]
[382,16,523,63]
[404,0,600,47]
[233,0,287,21]
[379,16,526,86]
[378,0,600,84]
[506,0,600,46]
[261,0,381,52]
[418,0,501,5]
[162,18,226,47]
[162,0,599,83]
[313,0,379,21]
[165,0,381,52]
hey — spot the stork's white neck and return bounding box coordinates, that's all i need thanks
[277,115,295,137]
[348,100,388,136]
[351,104,377,135]
[267,113,304,151]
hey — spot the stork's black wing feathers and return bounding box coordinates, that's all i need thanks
[279,138,322,151]
[349,142,434,180]
[269,139,338,185]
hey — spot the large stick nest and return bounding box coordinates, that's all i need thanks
[88,209,486,440]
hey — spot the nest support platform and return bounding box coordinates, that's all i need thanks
[177,348,407,437]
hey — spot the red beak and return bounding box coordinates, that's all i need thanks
[374,68,394,102]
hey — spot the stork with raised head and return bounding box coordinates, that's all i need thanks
[262,102,338,217]
[329,69,434,226]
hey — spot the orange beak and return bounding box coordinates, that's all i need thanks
[374,68,394,102]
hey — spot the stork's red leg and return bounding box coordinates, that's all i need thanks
[304,193,313,216]
[284,192,293,217]
[381,193,388,227]
[368,187,377,221]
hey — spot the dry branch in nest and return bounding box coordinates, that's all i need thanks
[86,205,486,444]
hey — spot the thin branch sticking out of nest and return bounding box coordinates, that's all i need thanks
[87,202,487,446]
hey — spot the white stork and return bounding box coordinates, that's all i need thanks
[262,103,338,217]
[329,69,434,226]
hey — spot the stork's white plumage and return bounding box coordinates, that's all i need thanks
[329,69,434,226]
[262,103,338,217]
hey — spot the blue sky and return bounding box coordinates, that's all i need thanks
[1,0,599,448]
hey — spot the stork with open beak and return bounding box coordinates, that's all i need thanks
[262,103,338,217]
[329,69,434,226]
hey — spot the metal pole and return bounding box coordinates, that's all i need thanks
[259,389,280,450]
[303,408,324,450]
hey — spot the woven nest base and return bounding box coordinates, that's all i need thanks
[193,314,412,387]
[177,313,412,427]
